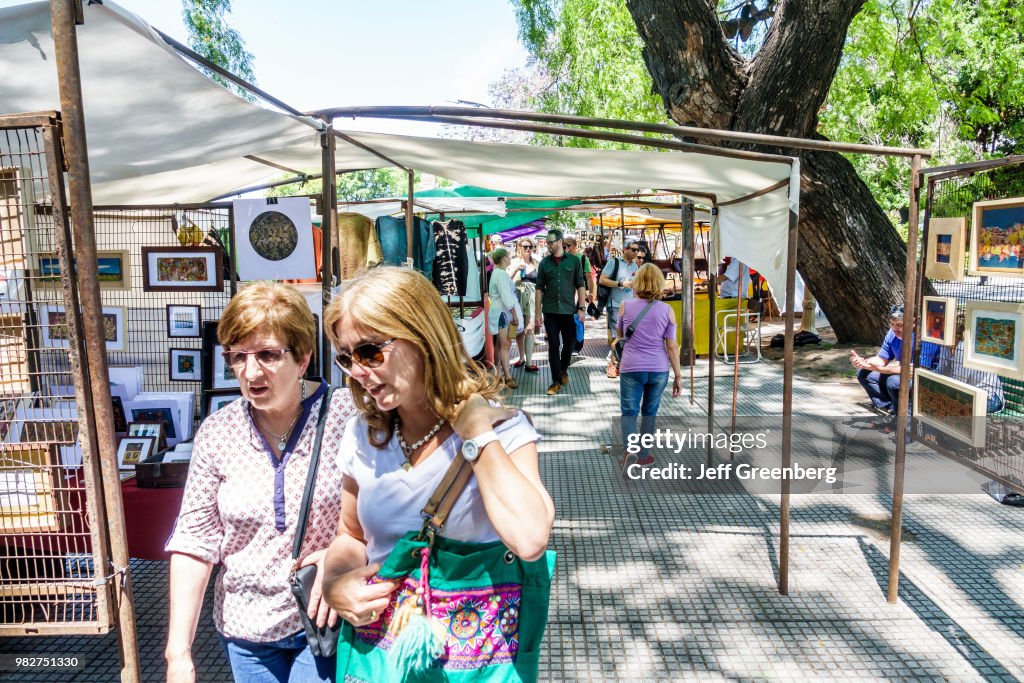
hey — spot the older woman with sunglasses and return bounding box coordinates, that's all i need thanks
[322,267,554,647]
[509,239,541,373]
[166,282,356,683]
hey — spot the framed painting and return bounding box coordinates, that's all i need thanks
[211,344,240,389]
[233,197,316,281]
[166,304,201,338]
[39,304,127,351]
[969,197,1024,277]
[128,420,166,451]
[925,217,966,281]
[920,296,957,346]
[117,436,156,470]
[169,348,202,382]
[963,300,1024,379]
[141,246,223,292]
[912,368,988,448]
[203,389,242,419]
[36,250,131,290]
[0,444,61,533]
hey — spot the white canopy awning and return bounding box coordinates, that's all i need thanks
[0,0,799,308]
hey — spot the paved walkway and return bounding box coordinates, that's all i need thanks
[3,321,1024,681]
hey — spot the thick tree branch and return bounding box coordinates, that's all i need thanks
[626,0,747,129]
[737,0,866,135]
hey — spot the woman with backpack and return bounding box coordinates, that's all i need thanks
[615,263,682,471]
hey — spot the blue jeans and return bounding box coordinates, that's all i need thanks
[857,369,900,411]
[219,630,334,682]
[620,371,670,456]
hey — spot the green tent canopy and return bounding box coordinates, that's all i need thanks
[415,185,576,235]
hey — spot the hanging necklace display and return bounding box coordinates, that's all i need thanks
[396,416,446,470]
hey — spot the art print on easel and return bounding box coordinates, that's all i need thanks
[963,300,1024,379]
[925,217,965,281]
[233,197,316,281]
[969,197,1024,277]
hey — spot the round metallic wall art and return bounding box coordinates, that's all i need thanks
[249,211,299,261]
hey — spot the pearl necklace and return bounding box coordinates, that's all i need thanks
[396,416,446,470]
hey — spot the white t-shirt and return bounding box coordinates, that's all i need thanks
[337,411,540,564]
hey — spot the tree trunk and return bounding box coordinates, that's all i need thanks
[628,0,908,342]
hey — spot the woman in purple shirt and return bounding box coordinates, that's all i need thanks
[616,264,682,470]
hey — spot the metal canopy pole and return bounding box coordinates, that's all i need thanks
[779,203,800,596]
[319,119,337,379]
[707,207,719,467]
[680,200,695,393]
[51,1,140,679]
[406,170,415,262]
[731,263,745,433]
[888,154,923,603]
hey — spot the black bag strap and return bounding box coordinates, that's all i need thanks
[291,386,336,561]
[624,300,657,339]
[611,257,620,280]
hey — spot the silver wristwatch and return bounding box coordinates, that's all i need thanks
[461,430,499,462]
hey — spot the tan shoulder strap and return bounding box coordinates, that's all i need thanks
[421,453,473,531]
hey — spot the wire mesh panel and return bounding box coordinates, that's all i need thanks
[1,115,112,634]
[91,205,236,417]
[914,160,1024,493]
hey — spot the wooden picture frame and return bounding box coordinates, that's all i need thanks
[141,246,223,292]
[203,389,242,419]
[963,300,1024,379]
[166,304,202,338]
[111,395,129,433]
[968,197,1024,277]
[925,217,965,281]
[0,444,62,533]
[913,368,988,448]
[128,420,167,452]
[169,348,202,382]
[36,249,131,290]
[117,436,156,470]
[39,304,127,351]
[920,296,957,346]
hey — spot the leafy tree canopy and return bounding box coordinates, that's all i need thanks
[508,0,1024,211]
[266,169,425,203]
[182,0,257,99]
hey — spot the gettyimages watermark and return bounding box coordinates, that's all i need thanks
[613,416,1024,495]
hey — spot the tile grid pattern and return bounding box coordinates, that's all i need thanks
[2,322,1023,681]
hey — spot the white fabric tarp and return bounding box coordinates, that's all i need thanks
[338,197,507,221]
[0,0,799,308]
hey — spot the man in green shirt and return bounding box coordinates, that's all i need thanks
[534,229,587,395]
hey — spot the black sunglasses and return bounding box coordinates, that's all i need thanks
[333,338,396,372]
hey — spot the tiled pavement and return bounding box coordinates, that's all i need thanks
[3,320,1024,681]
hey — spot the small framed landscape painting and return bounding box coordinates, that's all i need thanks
[920,296,957,346]
[963,300,1024,379]
[912,368,988,448]
[141,246,223,292]
[39,304,127,352]
[925,217,965,281]
[36,250,131,290]
[211,344,240,390]
[169,348,202,382]
[969,197,1024,277]
[166,304,201,338]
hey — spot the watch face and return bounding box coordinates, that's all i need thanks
[463,440,480,461]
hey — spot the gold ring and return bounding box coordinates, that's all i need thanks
[370,610,377,621]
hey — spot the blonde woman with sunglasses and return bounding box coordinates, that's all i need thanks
[166,282,357,683]
[322,267,554,671]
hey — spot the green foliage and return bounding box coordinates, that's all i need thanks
[820,0,1024,213]
[182,0,257,99]
[507,0,666,148]
[266,169,420,202]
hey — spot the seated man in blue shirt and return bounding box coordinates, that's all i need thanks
[850,304,939,417]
